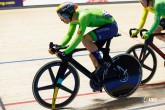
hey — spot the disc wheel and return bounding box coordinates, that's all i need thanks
[103,54,142,98]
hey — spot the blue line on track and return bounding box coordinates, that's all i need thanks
[0,47,164,65]
[0,50,126,65]
[0,51,125,64]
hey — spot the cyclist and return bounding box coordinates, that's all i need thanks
[48,2,118,85]
[131,0,165,42]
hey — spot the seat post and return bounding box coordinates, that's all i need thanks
[102,40,111,62]
[105,40,110,49]
[103,33,121,62]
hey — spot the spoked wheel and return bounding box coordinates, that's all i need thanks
[126,44,157,84]
[103,54,142,98]
[32,60,80,109]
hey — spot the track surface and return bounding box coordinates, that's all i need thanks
[0,3,164,110]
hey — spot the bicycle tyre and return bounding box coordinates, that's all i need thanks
[32,60,80,109]
[103,54,142,98]
[126,44,157,84]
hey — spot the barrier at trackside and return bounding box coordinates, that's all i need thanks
[0,0,138,8]
[0,0,23,7]
[23,0,138,6]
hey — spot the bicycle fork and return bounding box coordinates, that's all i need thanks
[52,62,68,109]
[139,44,148,64]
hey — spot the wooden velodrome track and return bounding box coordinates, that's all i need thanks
[0,2,165,110]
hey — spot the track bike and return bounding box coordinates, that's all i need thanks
[127,28,165,84]
[32,36,142,109]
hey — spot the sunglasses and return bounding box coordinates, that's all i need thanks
[61,14,69,19]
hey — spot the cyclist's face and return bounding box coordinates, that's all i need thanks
[58,14,70,24]
[139,0,148,8]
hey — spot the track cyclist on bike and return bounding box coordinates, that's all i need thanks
[49,2,118,83]
[131,0,165,42]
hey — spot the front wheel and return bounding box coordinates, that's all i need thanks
[103,54,142,98]
[126,44,157,84]
[32,60,80,109]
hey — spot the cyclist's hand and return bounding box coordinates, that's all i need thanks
[48,48,55,55]
[130,30,139,38]
[142,33,149,40]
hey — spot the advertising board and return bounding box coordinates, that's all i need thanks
[0,0,23,7]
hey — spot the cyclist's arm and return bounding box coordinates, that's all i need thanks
[64,18,87,55]
[60,23,77,47]
[137,8,149,30]
[147,2,163,36]
[147,13,160,35]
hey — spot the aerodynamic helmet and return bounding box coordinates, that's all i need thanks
[57,2,78,19]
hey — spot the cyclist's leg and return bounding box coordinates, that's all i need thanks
[87,40,107,68]
[82,33,104,68]
[154,18,165,42]
[90,21,118,67]
[82,21,118,75]
[89,53,98,68]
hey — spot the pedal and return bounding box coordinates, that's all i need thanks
[90,79,103,92]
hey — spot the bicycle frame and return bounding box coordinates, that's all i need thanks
[70,57,92,78]
[57,48,111,81]
[145,33,165,60]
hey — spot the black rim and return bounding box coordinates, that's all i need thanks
[126,44,157,84]
[32,61,80,109]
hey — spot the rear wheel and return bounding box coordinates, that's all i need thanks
[32,60,80,109]
[103,54,142,98]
